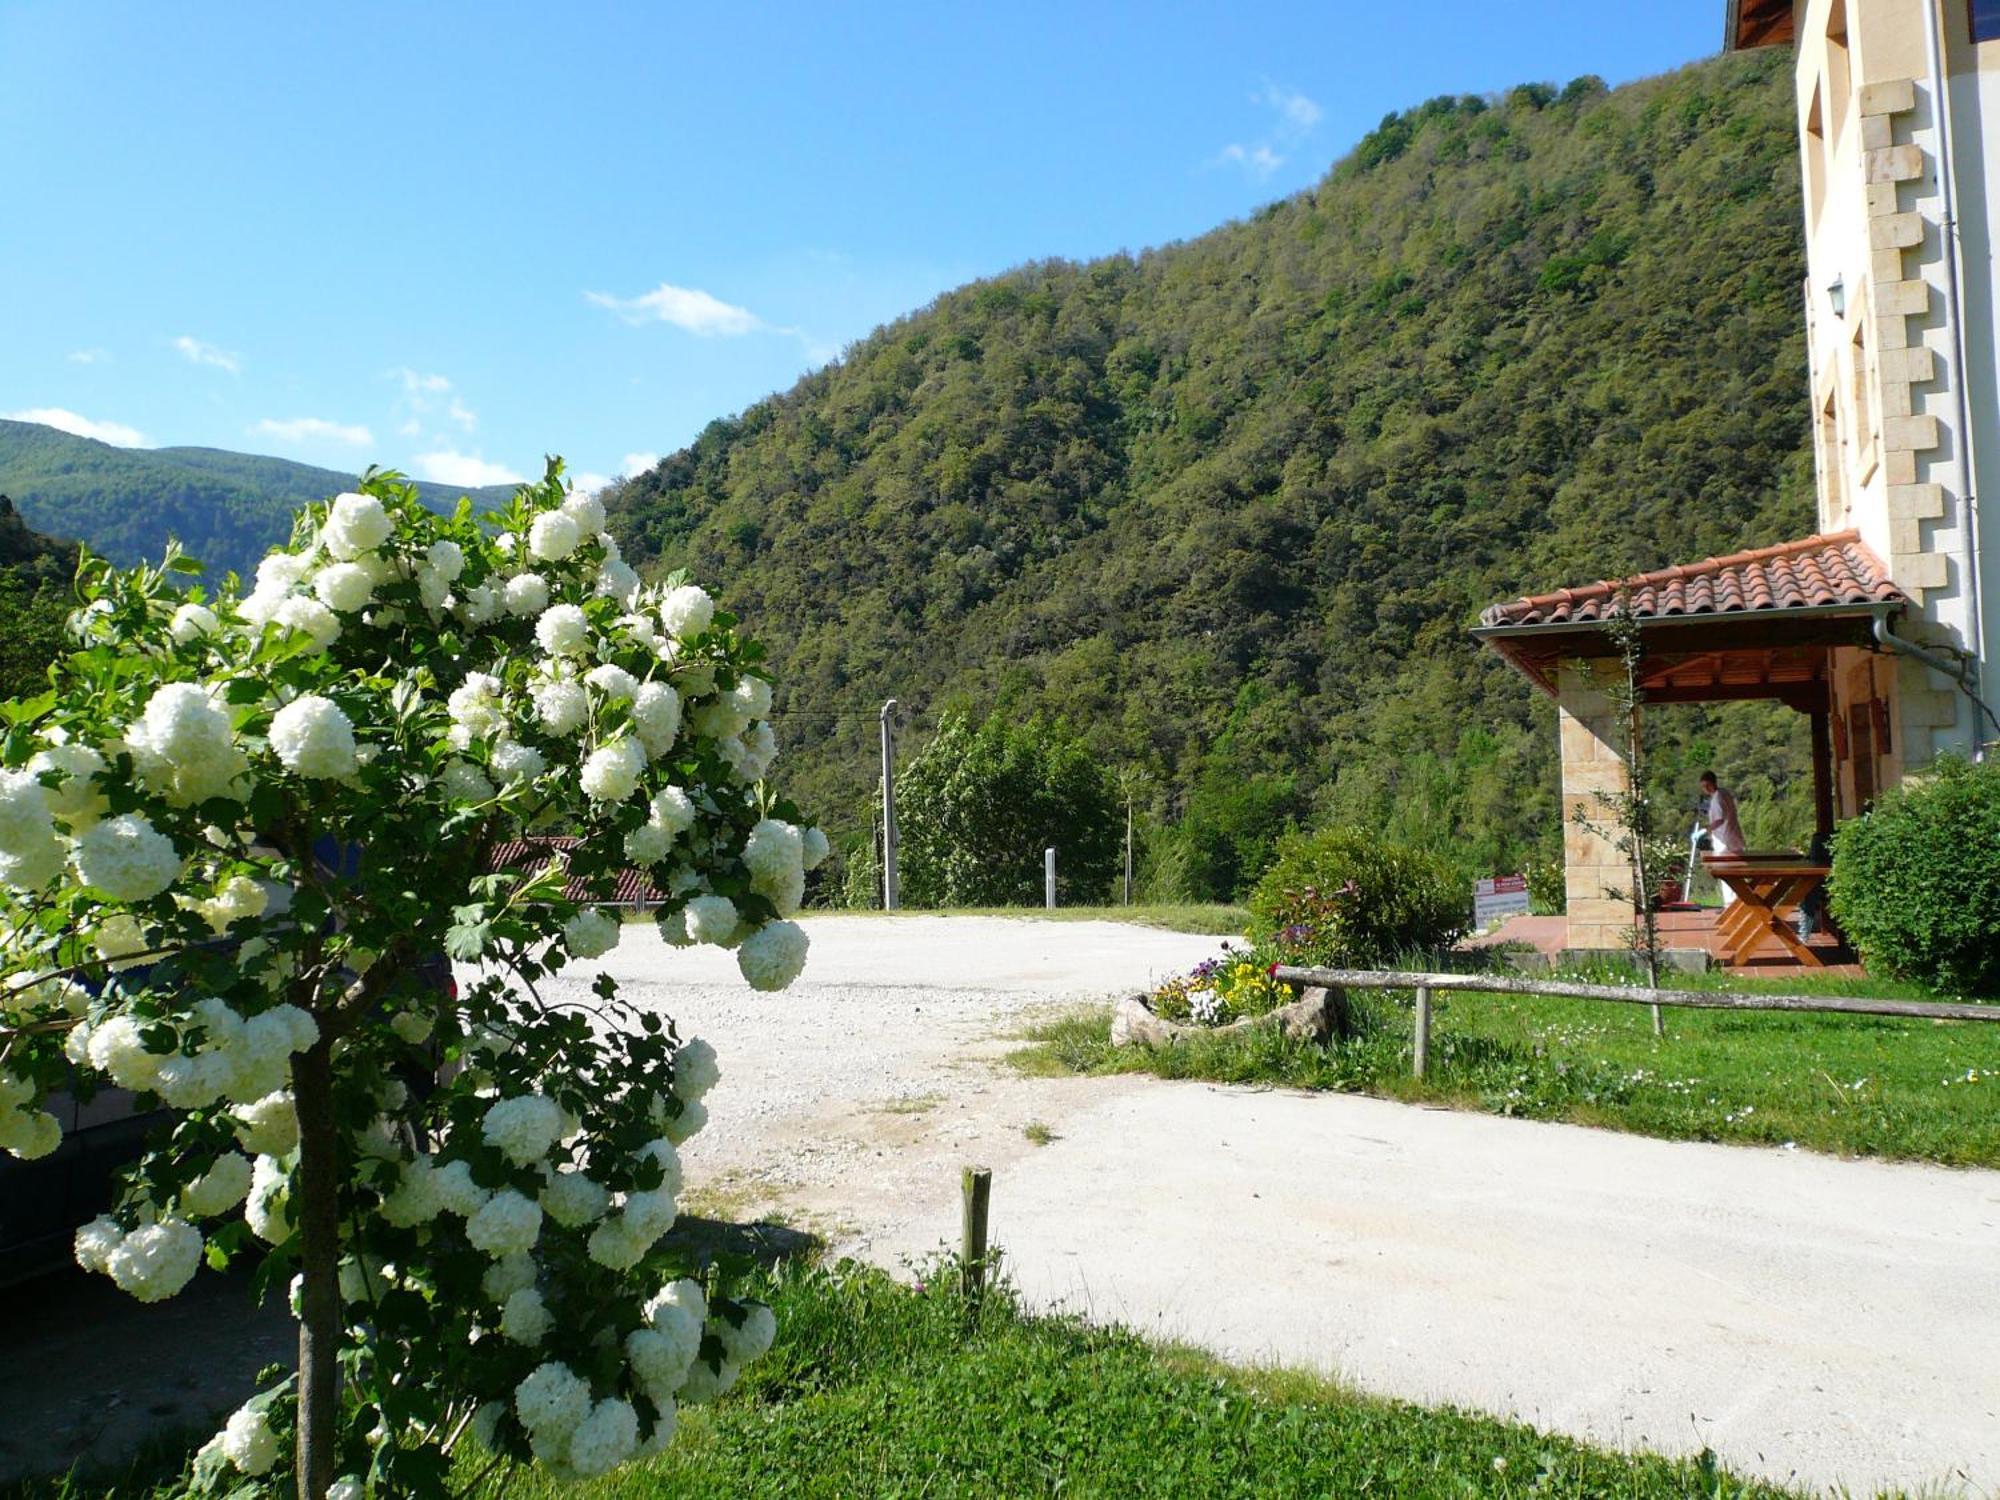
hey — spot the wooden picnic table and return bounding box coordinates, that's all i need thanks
[1702,853,1830,967]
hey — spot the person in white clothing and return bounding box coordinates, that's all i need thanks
[1700,770,1744,909]
[1700,771,1744,854]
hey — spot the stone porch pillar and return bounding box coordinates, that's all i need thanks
[1556,659,1636,951]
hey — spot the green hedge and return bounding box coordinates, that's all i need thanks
[1248,826,1467,967]
[1829,756,2000,995]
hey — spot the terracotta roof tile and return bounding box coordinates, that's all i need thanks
[1478,532,1905,629]
[487,836,667,905]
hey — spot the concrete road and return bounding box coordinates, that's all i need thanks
[583,915,2000,1499]
[0,1266,292,1485]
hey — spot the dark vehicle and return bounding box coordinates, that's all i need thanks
[0,954,453,1287]
[0,835,456,1284]
[0,1081,169,1287]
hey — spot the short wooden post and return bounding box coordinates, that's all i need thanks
[1413,985,1431,1078]
[960,1165,992,1304]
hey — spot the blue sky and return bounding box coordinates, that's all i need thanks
[2,1,1720,493]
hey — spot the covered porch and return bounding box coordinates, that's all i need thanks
[1473,532,1909,965]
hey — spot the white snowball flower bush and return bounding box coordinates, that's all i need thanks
[0,465,816,1498]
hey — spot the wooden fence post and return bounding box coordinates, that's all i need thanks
[1413,985,1431,1079]
[961,1165,992,1304]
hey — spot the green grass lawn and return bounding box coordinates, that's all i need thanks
[1011,969,2000,1167]
[621,903,1247,935]
[19,1260,1803,1499]
[814,903,1249,935]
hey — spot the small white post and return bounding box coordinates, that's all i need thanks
[1413,985,1431,1079]
[1045,847,1057,909]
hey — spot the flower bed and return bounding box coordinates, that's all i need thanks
[1112,947,1335,1049]
[1147,949,1290,1026]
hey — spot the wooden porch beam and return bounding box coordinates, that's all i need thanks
[1639,681,1830,709]
[1810,709,1836,841]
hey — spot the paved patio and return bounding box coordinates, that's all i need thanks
[1476,907,1859,975]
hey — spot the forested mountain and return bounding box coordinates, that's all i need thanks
[0,492,78,581]
[607,51,1817,895]
[0,496,80,701]
[0,420,515,578]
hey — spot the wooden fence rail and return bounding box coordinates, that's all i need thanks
[1269,965,2000,1079]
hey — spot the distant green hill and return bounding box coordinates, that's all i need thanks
[608,51,1817,895]
[0,420,516,578]
[0,491,79,582]
[0,495,80,700]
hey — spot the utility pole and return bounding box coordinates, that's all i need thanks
[1123,791,1134,906]
[880,698,899,911]
[1115,767,1146,907]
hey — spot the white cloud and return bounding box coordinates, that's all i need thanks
[1212,79,1322,179]
[586,283,766,337]
[67,348,110,365]
[254,417,374,448]
[393,368,452,395]
[447,397,477,432]
[1215,143,1283,177]
[1255,82,1322,135]
[174,335,240,373]
[398,418,422,437]
[412,450,524,488]
[4,406,148,446]
[621,452,660,477]
[568,471,613,496]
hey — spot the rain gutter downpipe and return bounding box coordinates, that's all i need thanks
[1922,0,1990,750]
[1872,605,2000,744]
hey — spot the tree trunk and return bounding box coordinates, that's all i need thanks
[291,1038,343,1499]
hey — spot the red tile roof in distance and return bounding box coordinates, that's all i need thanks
[1478,531,1905,630]
[487,836,667,906]
[1724,0,1795,51]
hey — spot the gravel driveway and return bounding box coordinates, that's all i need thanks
[9,916,1987,1494]
[539,915,2000,1500]
[550,914,1218,1243]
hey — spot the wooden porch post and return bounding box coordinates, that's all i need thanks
[1809,708,1836,840]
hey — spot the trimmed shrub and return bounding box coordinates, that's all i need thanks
[1828,756,2000,994]
[1248,826,1468,966]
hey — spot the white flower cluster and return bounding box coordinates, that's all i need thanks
[624,786,696,867]
[73,1214,204,1302]
[467,1188,545,1256]
[198,1399,283,1478]
[1,471,814,1481]
[482,1092,568,1166]
[126,682,245,806]
[509,1274,774,1480]
[68,998,317,1109]
[0,768,68,892]
[183,874,268,935]
[737,918,810,993]
[245,1151,294,1243]
[564,908,621,959]
[0,1068,60,1160]
[674,1037,720,1100]
[72,813,183,902]
[268,694,358,779]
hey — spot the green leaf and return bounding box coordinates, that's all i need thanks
[446,919,493,961]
